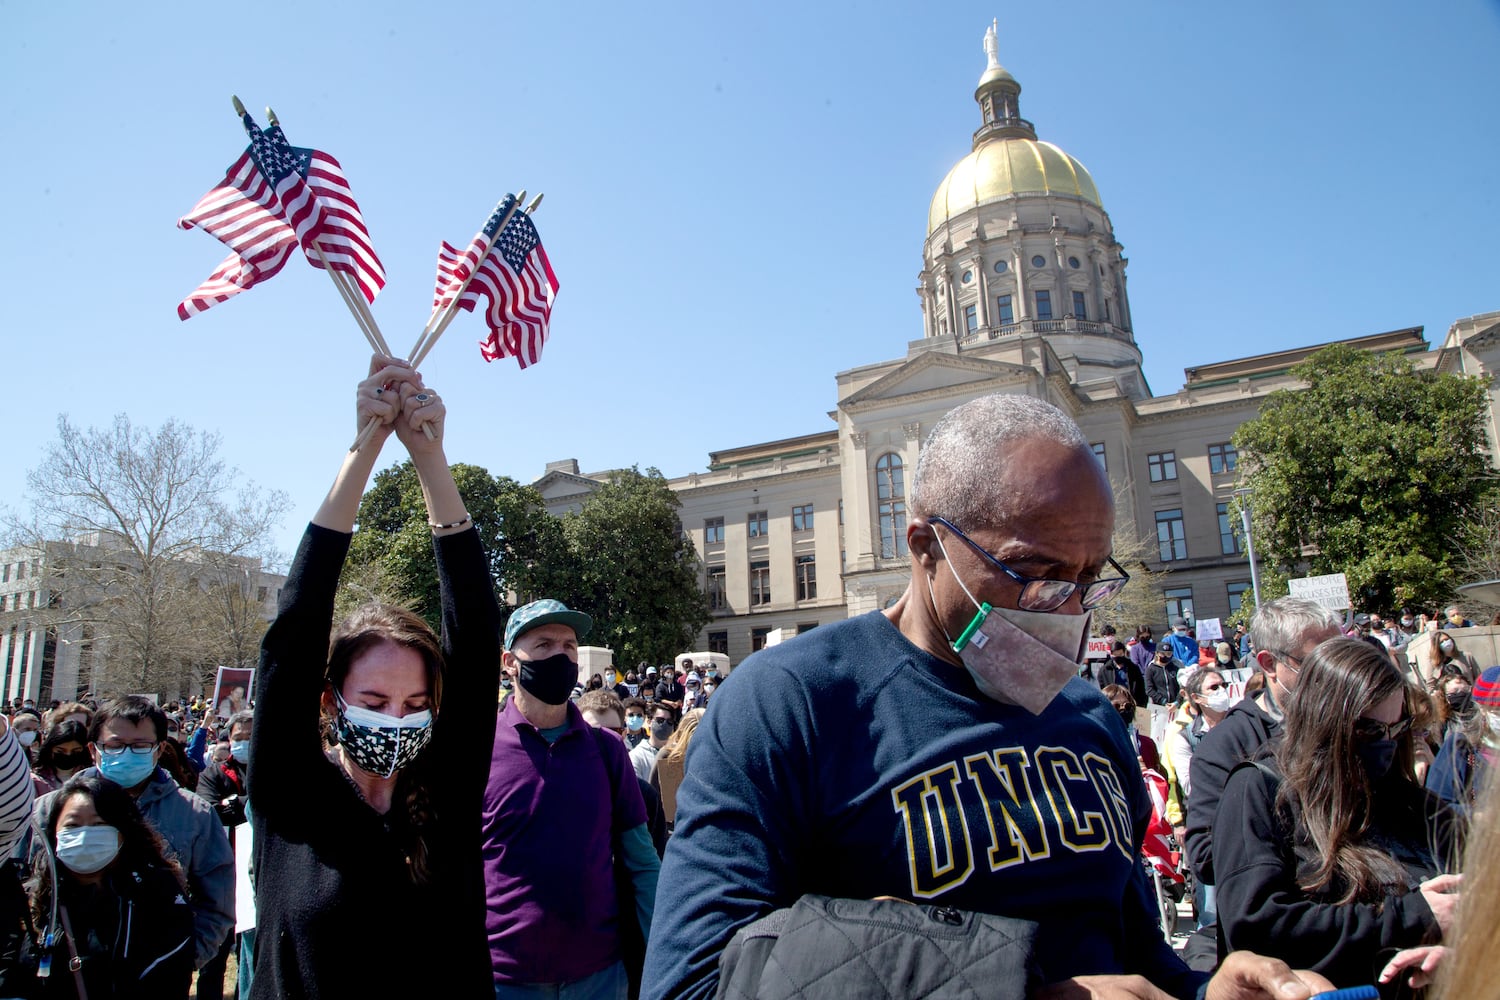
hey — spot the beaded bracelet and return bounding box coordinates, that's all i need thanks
[429,513,472,531]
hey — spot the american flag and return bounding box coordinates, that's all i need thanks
[176,148,299,320]
[432,195,516,313]
[1142,768,1185,885]
[254,119,385,303]
[463,209,559,369]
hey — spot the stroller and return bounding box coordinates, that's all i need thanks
[1140,767,1188,942]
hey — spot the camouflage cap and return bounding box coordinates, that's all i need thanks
[504,599,593,651]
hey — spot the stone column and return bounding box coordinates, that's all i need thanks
[1012,246,1027,319]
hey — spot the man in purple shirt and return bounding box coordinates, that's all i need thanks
[486,599,661,999]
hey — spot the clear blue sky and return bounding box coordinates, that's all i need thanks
[5,2,1498,562]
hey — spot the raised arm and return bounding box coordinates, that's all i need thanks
[251,357,421,815]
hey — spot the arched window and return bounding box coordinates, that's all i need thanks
[875,453,908,559]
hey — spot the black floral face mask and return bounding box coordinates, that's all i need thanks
[334,692,434,778]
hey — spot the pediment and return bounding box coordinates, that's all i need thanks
[531,470,604,501]
[839,352,1037,411]
[1466,321,1500,351]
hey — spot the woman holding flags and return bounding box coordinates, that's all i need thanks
[247,356,500,999]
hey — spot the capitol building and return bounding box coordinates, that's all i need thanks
[536,30,1500,665]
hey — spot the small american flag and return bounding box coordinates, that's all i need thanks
[177,110,384,318]
[432,195,517,313]
[465,209,559,369]
[253,118,385,304]
[176,149,299,319]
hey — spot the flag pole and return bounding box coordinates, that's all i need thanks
[407,190,530,368]
[266,104,394,358]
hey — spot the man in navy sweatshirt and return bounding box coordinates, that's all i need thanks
[642,394,1331,1000]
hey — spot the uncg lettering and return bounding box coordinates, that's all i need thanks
[892,745,1130,897]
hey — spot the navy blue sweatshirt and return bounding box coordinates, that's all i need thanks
[641,611,1205,999]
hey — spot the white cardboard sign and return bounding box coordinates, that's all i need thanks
[1288,573,1351,612]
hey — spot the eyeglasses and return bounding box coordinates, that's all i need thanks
[1354,716,1412,742]
[930,516,1130,612]
[98,742,157,756]
[1266,651,1304,675]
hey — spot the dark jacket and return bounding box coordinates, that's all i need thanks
[1184,693,1280,885]
[1122,658,1148,710]
[195,759,248,829]
[1425,729,1488,807]
[40,864,195,999]
[1144,662,1180,707]
[1214,757,1459,990]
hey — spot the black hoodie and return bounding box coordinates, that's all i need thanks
[1184,692,1280,885]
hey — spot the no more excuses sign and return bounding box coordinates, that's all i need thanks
[1287,572,1351,612]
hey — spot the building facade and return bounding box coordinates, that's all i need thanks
[538,33,1500,666]
[0,535,284,705]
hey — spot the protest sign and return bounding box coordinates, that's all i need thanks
[1288,573,1351,612]
[1196,618,1223,641]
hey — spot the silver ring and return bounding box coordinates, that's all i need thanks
[415,393,432,403]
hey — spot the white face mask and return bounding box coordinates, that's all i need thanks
[1201,689,1233,714]
[930,534,1090,714]
[15,731,36,748]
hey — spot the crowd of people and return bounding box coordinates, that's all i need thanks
[1,377,1496,999]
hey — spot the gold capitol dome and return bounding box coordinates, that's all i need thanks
[928,20,1102,234]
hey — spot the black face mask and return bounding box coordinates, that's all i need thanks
[516,651,579,706]
[52,751,91,772]
[1445,690,1471,712]
[650,720,674,741]
[1358,739,1397,781]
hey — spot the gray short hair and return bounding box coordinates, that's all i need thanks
[912,394,1088,527]
[1249,597,1341,659]
[226,710,254,733]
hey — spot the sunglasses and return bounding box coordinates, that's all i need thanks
[1354,716,1412,742]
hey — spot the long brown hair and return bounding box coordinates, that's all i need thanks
[1275,637,1435,903]
[326,603,445,885]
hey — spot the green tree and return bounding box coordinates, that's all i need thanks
[346,462,565,627]
[559,467,709,667]
[1231,344,1496,612]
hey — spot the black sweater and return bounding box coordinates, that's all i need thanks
[1214,758,1460,992]
[248,525,500,999]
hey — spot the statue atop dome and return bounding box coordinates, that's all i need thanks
[983,19,1000,70]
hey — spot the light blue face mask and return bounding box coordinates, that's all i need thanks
[96,747,158,789]
[230,740,251,765]
[56,825,122,875]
